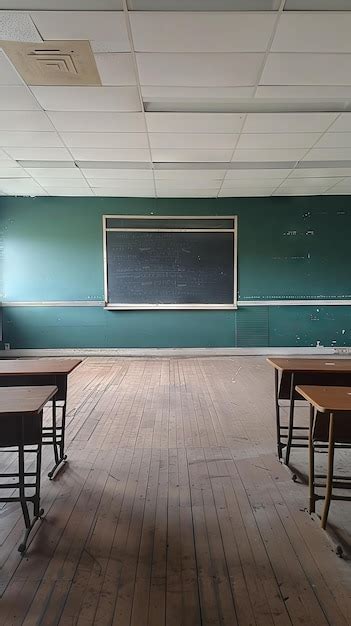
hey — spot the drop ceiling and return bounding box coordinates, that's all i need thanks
[0,2,351,197]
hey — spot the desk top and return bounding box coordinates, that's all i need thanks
[267,357,351,373]
[296,385,351,413]
[0,358,82,376]
[0,385,58,415]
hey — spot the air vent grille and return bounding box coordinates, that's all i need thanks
[0,40,101,86]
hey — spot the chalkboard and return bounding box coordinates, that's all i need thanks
[238,206,351,301]
[105,229,235,307]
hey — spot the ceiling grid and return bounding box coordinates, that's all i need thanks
[0,2,351,196]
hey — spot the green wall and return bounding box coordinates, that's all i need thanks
[1,195,351,349]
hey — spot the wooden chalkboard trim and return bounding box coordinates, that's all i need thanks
[104,303,238,310]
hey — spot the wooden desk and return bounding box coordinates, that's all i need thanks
[0,385,57,552]
[267,358,351,464]
[296,385,351,531]
[0,359,81,478]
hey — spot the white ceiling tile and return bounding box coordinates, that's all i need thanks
[219,188,272,196]
[0,168,29,178]
[142,86,255,99]
[136,53,263,86]
[0,178,46,195]
[225,168,290,179]
[27,167,84,179]
[44,187,94,196]
[0,11,42,42]
[324,189,351,195]
[82,168,153,179]
[61,132,148,149]
[146,113,244,134]
[156,189,218,197]
[256,86,351,99]
[303,148,351,161]
[130,12,275,52]
[93,187,154,196]
[89,179,154,190]
[237,133,319,150]
[0,157,20,167]
[149,133,238,150]
[154,169,225,180]
[30,86,141,112]
[0,111,54,131]
[4,146,73,161]
[243,113,337,134]
[0,50,23,85]
[313,133,351,149]
[277,178,337,191]
[290,167,351,178]
[233,148,307,162]
[152,148,232,162]
[94,53,137,85]
[325,178,351,191]
[221,178,281,189]
[128,0,280,7]
[272,190,318,196]
[155,180,221,191]
[0,131,63,147]
[1,1,123,6]
[0,148,12,159]
[328,113,351,133]
[0,86,40,110]
[69,148,150,161]
[30,11,130,51]
[286,1,351,9]
[261,53,351,86]
[34,177,89,188]
[47,111,145,132]
[272,13,351,53]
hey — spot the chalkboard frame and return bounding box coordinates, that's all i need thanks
[103,215,238,310]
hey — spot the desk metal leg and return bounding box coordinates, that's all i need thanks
[285,373,295,466]
[48,398,68,480]
[17,417,44,554]
[308,404,316,514]
[274,369,283,459]
[321,413,335,530]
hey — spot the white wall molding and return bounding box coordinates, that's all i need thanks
[1,347,350,358]
[2,300,351,308]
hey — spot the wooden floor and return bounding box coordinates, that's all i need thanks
[0,356,350,626]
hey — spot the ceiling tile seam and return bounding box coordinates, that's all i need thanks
[123,0,155,197]
[28,12,44,43]
[288,111,344,167]
[252,0,286,98]
[217,113,248,198]
[23,110,91,192]
[272,112,345,194]
[231,1,286,172]
[323,177,348,194]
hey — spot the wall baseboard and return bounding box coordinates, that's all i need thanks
[1,347,350,358]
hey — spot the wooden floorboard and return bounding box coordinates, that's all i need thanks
[0,356,350,626]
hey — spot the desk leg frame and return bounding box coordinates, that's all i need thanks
[285,373,295,467]
[274,369,283,460]
[47,398,68,480]
[308,404,316,514]
[321,413,335,530]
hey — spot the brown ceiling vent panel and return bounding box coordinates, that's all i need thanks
[0,40,101,86]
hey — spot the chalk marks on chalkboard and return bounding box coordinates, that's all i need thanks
[104,216,237,308]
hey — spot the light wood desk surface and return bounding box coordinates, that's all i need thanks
[267,357,351,373]
[0,385,57,415]
[0,359,82,376]
[296,385,351,413]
